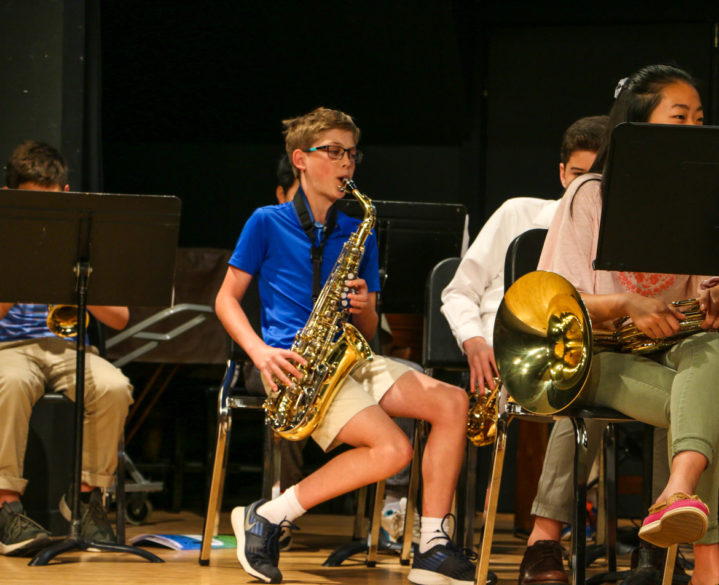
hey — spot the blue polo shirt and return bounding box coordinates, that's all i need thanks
[0,304,55,341]
[229,201,380,349]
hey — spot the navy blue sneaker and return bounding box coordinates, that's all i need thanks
[409,514,477,585]
[232,500,282,583]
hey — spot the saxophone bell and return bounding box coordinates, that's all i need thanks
[466,378,501,447]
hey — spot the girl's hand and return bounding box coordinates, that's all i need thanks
[699,285,719,330]
[624,294,684,339]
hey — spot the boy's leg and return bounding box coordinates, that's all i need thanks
[377,370,468,518]
[50,344,133,542]
[0,343,51,555]
[234,404,413,584]
[377,370,477,585]
[520,418,605,585]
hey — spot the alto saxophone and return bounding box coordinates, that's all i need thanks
[263,179,375,441]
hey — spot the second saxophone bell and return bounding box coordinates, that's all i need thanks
[467,381,501,447]
[47,304,89,338]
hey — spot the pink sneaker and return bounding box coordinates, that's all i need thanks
[638,492,708,548]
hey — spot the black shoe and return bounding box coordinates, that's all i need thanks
[59,488,115,544]
[232,500,283,584]
[0,501,51,556]
[622,541,691,585]
[409,514,477,585]
[278,523,294,552]
[518,540,569,585]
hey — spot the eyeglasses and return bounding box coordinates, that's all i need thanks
[304,145,363,164]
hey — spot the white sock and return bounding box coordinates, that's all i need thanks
[419,516,450,553]
[256,485,306,525]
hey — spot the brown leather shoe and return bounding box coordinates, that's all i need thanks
[518,540,569,585]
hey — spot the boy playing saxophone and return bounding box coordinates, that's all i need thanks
[215,107,474,584]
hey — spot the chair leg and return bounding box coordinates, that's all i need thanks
[571,417,589,585]
[199,413,232,566]
[353,486,368,540]
[475,415,510,585]
[603,424,618,572]
[661,544,678,585]
[261,427,279,500]
[456,437,479,551]
[367,480,386,567]
[401,419,424,564]
[116,437,127,545]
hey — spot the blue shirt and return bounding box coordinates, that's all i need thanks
[229,201,380,349]
[0,304,55,341]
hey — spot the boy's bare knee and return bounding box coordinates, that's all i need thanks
[380,436,414,475]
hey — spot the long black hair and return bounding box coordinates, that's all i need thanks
[590,64,700,173]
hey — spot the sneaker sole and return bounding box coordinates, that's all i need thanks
[408,567,473,585]
[231,506,276,584]
[639,507,708,547]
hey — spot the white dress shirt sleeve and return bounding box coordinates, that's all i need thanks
[441,198,558,350]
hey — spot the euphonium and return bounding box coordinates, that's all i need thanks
[492,271,712,416]
[263,178,375,441]
[47,304,89,338]
[493,271,593,415]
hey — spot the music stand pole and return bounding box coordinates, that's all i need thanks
[29,232,162,565]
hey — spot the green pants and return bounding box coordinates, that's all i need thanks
[574,331,719,544]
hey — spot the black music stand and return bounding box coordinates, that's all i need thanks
[0,189,181,565]
[336,199,467,313]
[595,122,719,274]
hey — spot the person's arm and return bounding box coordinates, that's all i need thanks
[87,306,129,330]
[0,303,14,321]
[539,178,683,339]
[215,265,305,391]
[582,292,683,339]
[345,278,378,341]
[441,202,518,349]
[442,200,537,392]
[462,336,498,393]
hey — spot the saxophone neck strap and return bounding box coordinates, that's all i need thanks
[292,188,338,302]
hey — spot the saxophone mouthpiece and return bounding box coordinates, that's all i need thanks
[341,178,357,193]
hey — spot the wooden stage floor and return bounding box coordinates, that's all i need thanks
[0,509,693,585]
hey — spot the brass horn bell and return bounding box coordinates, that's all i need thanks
[493,271,592,415]
[47,304,89,338]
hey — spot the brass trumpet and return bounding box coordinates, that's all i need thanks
[47,304,89,338]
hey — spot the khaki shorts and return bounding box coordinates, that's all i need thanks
[263,355,414,451]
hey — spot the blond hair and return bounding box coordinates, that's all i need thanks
[282,107,360,176]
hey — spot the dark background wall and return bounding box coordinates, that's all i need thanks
[97,1,718,248]
[2,1,718,247]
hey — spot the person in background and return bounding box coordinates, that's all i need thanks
[0,141,134,556]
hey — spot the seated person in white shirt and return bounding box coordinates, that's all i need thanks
[440,116,606,585]
[441,115,607,393]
